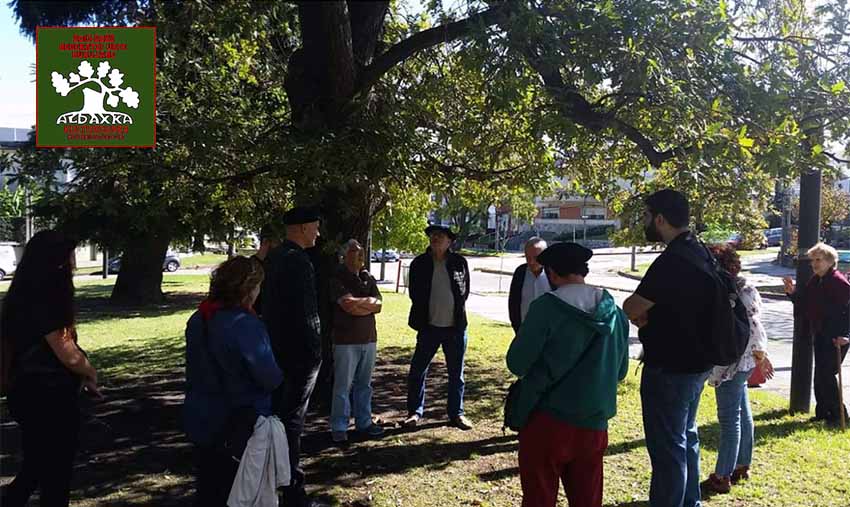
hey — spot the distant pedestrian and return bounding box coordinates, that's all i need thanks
[701,244,774,494]
[262,205,323,507]
[0,231,102,507]
[183,256,283,507]
[329,239,384,443]
[623,189,714,507]
[250,224,281,316]
[783,242,850,427]
[507,242,629,507]
[508,237,553,332]
[404,225,474,430]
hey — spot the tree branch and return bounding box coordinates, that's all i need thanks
[355,2,513,94]
[824,151,850,164]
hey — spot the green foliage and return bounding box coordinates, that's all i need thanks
[372,184,432,254]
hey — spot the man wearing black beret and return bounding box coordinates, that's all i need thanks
[506,242,629,507]
[403,224,474,430]
[262,205,322,507]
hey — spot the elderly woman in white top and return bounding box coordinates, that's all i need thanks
[701,244,774,495]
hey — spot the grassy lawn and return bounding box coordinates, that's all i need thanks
[2,274,848,506]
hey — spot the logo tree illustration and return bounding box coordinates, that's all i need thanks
[51,60,140,125]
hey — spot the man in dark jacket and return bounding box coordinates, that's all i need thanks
[251,224,280,316]
[404,225,473,430]
[509,237,552,332]
[262,206,322,507]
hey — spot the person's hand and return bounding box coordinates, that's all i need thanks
[782,276,795,295]
[834,336,850,347]
[81,377,104,399]
[630,313,649,328]
[758,356,775,381]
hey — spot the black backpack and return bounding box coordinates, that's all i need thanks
[667,239,750,366]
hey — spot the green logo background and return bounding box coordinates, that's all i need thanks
[37,27,155,148]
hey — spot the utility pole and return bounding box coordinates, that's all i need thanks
[790,168,821,414]
[24,187,33,242]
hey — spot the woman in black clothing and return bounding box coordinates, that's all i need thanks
[783,242,850,425]
[0,231,101,507]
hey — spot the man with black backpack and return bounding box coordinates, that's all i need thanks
[624,189,746,507]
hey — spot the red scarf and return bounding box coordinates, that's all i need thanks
[805,268,850,333]
[198,299,256,320]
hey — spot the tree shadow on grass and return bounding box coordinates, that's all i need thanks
[1,368,195,506]
[75,283,203,325]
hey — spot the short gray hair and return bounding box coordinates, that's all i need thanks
[339,239,362,259]
[807,242,838,267]
[524,236,547,250]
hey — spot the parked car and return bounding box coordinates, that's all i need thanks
[764,228,783,247]
[108,251,181,273]
[0,244,18,281]
[371,249,400,262]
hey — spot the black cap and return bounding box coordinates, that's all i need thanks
[536,242,593,276]
[424,224,457,241]
[283,206,320,225]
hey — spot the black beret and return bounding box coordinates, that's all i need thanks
[424,224,457,241]
[283,206,320,225]
[537,242,593,274]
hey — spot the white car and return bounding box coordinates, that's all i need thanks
[0,244,18,281]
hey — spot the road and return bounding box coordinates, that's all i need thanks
[371,250,849,407]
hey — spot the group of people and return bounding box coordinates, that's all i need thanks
[183,212,478,506]
[0,188,847,507]
[504,189,848,507]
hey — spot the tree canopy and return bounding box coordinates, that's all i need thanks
[8,0,850,302]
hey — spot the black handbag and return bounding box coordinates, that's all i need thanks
[201,316,258,461]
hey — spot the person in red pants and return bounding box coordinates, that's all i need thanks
[506,243,630,507]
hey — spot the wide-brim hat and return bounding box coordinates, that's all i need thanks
[536,242,593,274]
[424,224,457,241]
[283,206,321,225]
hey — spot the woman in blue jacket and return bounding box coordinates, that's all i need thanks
[183,256,283,507]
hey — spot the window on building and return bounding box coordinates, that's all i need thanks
[542,207,560,219]
[581,207,606,220]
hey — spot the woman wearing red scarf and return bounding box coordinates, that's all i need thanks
[783,243,850,426]
[183,256,283,506]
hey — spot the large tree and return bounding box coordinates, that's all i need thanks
[12,0,850,303]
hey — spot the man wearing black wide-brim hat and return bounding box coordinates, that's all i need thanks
[403,224,474,430]
[262,205,322,507]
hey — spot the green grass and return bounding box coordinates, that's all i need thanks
[2,274,848,506]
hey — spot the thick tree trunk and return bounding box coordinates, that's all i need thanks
[110,232,171,305]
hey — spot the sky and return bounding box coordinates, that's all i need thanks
[0,2,36,129]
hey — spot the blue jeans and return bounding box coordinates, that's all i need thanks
[641,365,710,507]
[714,368,754,478]
[330,342,377,432]
[407,326,467,418]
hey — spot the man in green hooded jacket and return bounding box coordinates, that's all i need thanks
[507,242,629,507]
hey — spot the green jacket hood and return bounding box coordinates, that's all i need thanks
[546,285,622,338]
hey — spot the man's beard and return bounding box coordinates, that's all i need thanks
[644,222,662,243]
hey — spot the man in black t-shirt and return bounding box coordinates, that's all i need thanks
[624,189,713,507]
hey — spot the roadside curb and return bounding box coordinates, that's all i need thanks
[616,270,643,281]
[614,270,788,300]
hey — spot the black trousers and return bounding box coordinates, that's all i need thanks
[193,446,240,507]
[813,337,849,421]
[3,385,80,507]
[274,361,321,507]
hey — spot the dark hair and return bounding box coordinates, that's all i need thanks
[259,224,277,242]
[708,243,741,276]
[208,256,264,306]
[1,230,78,342]
[546,262,590,278]
[645,189,689,228]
